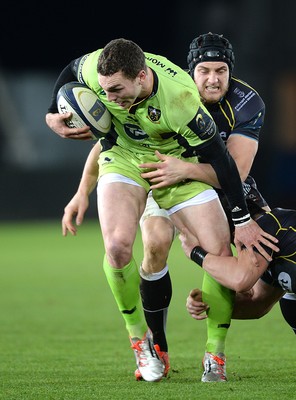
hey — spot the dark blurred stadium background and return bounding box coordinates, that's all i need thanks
[1,0,295,220]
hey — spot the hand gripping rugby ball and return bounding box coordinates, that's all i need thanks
[57,82,111,139]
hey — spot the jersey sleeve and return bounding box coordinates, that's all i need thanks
[232,106,265,141]
[230,80,266,141]
[182,105,250,225]
[47,60,78,113]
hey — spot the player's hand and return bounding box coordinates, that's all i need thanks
[45,112,93,140]
[234,218,279,263]
[139,150,190,189]
[179,228,200,258]
[62,191,89,236]
[186,288,209,320]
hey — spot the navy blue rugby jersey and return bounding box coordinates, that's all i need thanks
[257,208,296,293]
[208,76,268,213]
[205,76,265,143]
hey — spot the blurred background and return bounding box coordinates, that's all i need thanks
[1,0,295,221]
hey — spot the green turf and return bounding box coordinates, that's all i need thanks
[0,220,294,399]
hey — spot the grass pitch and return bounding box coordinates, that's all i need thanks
[0,220,294,399]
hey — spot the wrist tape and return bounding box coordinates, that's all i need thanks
[190,246,208,267]
[232,213,251,227]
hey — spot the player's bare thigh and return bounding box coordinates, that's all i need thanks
[170,196,231,256]
[97,179,147,267]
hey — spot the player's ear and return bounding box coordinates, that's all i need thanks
[138,69,147,84]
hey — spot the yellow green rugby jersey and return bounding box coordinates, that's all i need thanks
[76,49,215,155]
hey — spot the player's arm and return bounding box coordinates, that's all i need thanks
[45,60,93,140]
[232,280,284,319]
[187,123,278,259]
[62,141,102,236]
[186,282,283,320]
[226,135,258,182]
[140,108,262,189]
[140,132,258,189]
[179,228,269,292]
[186,109,278,259]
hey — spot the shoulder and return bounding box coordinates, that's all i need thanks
[145,53,201,124]
[226,77,265,113]
[78,49,103,91]
[269,208,296,227]
[257,207,296,232]
[145,52,196,90]
[223,77,265,137]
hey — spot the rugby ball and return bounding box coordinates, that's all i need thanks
[57,82,111,140]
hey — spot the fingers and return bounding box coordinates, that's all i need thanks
[76,208,86,226]
[139,151,166,170]
[262,231,279,244]
[154,150,166,160]
[139,162,161,171]
[62,216,77,237]
[149,182,168,190]
[189,288,202,299]
[252,242,272,262]
[140,170,162,180]
[186,288,209,320]
[62,205,78,237]
[234,220,279,261]
[62,128,93,140]
[245,246,259,263]
[186,298,209,320]
[190,313,208,321]
[260,233,279,251]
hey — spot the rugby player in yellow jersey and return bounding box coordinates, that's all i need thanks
[46,38,278,382]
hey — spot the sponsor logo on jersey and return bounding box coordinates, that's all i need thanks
[194,108,216,140]
[145,56,178,77]
[196,113,205,130]
[124,124,149,140]
[234,90,255,111]
[278,272,292,291]
[219,131,227,140]
[234,87,245,98]
[148,106,161,122]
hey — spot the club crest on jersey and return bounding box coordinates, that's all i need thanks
[148,106,161,122]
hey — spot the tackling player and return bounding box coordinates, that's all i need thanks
[184,204,296,381]
[138,33,275,382]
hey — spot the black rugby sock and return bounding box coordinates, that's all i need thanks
[140,271,172,352]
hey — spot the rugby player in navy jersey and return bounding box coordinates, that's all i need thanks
[138,32,277,382]
[184,204,296,380]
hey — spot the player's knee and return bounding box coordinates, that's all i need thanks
[144,234,171,258]
[105,235,133,267]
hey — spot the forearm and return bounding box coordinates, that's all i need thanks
[77,142,101,195]
[184,162,220,188]
[203,254,260,292]
[197,134,250,226]
[191,246,266,292]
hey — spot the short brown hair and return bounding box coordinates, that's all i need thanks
[97,38,147,79]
